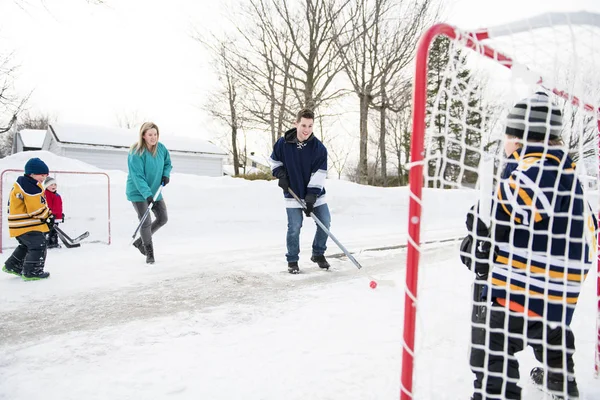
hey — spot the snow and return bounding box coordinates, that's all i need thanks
[18,129,46,149]
[0,151,598,400]
[50,123,227,155]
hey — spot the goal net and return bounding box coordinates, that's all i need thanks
[0,169,111,251]
[402,12,600,400]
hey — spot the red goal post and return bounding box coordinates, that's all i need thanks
[0,169,111,251]
[402,12,600,400]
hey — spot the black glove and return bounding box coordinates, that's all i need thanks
[278,176,290,192]
[460,234,492,277]
[146,196,154,206]
[304,193,317,217]
[61,213,65,223]
[461,205,493,277]
[273,168,287,179]
[466,205,490,238]
[162,176,170,186]
[45,214,55,229]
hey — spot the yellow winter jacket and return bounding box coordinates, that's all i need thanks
[7,175,51,237]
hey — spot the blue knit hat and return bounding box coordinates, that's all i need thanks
[24,158,49,175]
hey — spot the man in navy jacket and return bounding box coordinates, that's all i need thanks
[269,108,331,274]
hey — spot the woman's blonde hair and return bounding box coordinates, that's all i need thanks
[131,122,160,156]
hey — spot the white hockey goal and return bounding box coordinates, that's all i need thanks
[402,12,600,400]
[0,169,111,252]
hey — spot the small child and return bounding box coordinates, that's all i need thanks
[463,92,597,400]
[43,176,63,249]
[2,157,53,280]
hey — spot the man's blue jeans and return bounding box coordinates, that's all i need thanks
[285,204,331,263]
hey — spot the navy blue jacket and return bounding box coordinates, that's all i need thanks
[490,146,597,324]
[269,128,328,208]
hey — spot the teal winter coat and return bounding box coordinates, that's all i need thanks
[126,142,172,202]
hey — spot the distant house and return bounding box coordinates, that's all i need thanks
[12,129,47,153]
[246,152,271,173]
[223,152,271,176]
[39,123,227,176]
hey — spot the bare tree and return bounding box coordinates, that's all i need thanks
[0,50,30,157]
[16,111,52,131]
[200,39,247,176]
[387,106,412,185]
[333,0,434,184]
[561,102,598,164]
[222,0,351,145]
[115,110,145,129]
[0,52,27,135]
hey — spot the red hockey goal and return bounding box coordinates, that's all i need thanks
[0,169,111,252]
[402,12,600,399]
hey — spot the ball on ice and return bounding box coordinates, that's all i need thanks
[369,280,378,289]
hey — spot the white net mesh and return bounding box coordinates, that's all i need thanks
[1,170,110,250]
[408,12,600,400]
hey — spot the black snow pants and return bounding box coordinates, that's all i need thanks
[470,301,575,400]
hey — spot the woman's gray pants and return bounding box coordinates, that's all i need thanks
[131,200,168,245]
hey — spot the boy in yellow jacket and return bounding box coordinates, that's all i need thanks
[2,158,53,280]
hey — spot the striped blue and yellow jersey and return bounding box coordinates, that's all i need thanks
[490,146,597,324]
[7,175,51,237]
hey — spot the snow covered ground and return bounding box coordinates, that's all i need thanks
[0,151,598,399]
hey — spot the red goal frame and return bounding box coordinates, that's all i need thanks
[0,169,112,252]
[402,15,600,400]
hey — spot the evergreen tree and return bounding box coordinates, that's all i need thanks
[426,36,483,188]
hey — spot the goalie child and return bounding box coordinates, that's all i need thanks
[460,92,597,400]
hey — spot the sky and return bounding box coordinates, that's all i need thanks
[1,0,600,153]
[0,149,599,399]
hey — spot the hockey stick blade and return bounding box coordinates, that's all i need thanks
[54,226,89,244]
[56,230,81,248]
[70,231,90,243]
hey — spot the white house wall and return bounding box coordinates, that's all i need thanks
[48,137,63,155]
[58,146,223,176]
[13,134,24,153]
[173,154,223,177]
[63,147,129,172]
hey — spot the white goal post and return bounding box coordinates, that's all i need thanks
[0,169,111,251]
[402,12,600,400]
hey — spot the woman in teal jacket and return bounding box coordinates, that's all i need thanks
[126,122,172,264]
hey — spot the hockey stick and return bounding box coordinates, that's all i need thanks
[55,228,81,248]
[287,188,395,287]
[469,154,494,387]
[54,226,89,244]
[129,184,164,246]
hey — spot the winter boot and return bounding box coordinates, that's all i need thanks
[133,237,146,255]
[288,261,300,274]
[145,243,155,264]
[2,264,22,277]
[531,367,579,399]
[47,230,61,249]
[310,255,330,270]
[22,264,50,281]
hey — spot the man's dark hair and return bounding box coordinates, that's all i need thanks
[296,108,314,122]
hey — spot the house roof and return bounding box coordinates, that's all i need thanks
[49,123,227,155]
[19,129,46,148]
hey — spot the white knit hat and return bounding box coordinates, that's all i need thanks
[43,176,56,189]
